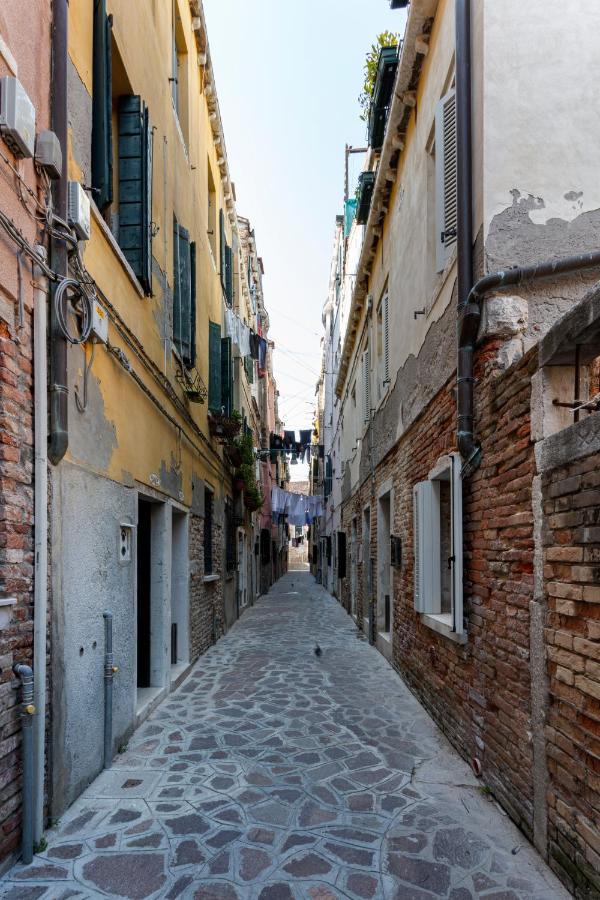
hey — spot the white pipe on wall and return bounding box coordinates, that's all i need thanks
[32,247,48,844]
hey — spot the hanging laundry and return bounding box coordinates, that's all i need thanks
[249,332,260,361]
[239,321,251,357]
[283,430,295,449]
[270,433,284,450]
[258,337,267,373]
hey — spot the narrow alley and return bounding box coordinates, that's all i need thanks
[2,573,567,900]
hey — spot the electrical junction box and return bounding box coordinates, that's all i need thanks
[68,181,91,241]
[35,130,62,179]
[90,299,109,344]
[0,76,35,158]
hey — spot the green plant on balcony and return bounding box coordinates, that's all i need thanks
[358,31,399,122]
[234,431,264,511]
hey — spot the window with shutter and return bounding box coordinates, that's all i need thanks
[413,480,438,614]
[435,89,457,273]
[451,452,464,635]
[219,209,226,291]
[208,321,222,412]
[362,349,371,423]
[383,295,390,385]
[337,531,347,579]
[225,244,233,305]
[118,95,153,294]
[220,336,232,417]
[92,0,113,212]
[189,241,197,368]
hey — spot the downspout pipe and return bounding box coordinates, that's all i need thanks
[454,0,600,472]
[13,665,35,865]
[32,250,48,845]
[49,0,69,464]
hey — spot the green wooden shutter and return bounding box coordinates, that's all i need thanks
[172,216,180,351]
[221,336,232,417]
[118,95,153,293]
[225,244,233,305]
[189,240,197,368]
[176,224,192,365]
[208,321,222,412]
[92,0,113,211]
[219,209,226,291]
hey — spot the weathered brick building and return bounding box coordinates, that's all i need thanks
[0,3,52,862]
[313,0,600,894]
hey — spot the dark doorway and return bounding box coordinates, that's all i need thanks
[137,499,152,688]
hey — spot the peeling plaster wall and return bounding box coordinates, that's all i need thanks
[483,0,600,264]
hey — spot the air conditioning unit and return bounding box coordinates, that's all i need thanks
[68,182,91,241]
[0,76,35,158]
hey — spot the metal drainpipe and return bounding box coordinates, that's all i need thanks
[13,665,35,864]
[32,249,48,846]
[49,0,69,464]
[454,0,600,472]
[103,612,118,769]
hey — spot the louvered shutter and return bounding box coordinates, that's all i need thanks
[435,89,457,273]
[383,295,390,386]
[362,349,370,423]
[220,336,232,416]
[208,321,222,412]
[92,1,113,211]
[225,244,233,305]
[219,209,226,291]
[177,225,192,364]
[118,95,153,293]
[451,452,464,635]
[189,241,197,367]
[413,480,438,614]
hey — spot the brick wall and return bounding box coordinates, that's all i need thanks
[543,448,600,897]
[341,344,539,841]
[0,314,35,860]
[189,515,225,660]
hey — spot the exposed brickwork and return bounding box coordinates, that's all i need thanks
[189,516,225,660]
[0,313,35,861]
[340,344,539,843]
[543,448,600,898]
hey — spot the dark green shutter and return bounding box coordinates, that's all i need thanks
[221,336,232,417]
[208,321,222,412]
[92,1,113,211]
[118,95,153,294]
[172,216,180,352]
[225,244,233,305]
[219,209,226,291]
[189,241,196,368]
[178,225,192,364]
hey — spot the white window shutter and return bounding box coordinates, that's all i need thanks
[383,295,390,386]
[362,349,370,422]
[451,452,464,634]
[435,89,457,273]
[413,481,438,614]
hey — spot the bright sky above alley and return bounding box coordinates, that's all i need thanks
[204,0,406,477]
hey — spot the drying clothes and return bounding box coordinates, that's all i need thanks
[299,429,312,449]
[270,433,284,450]
[250,332,260,360]
[224,306,236,344]
[283,430,296,450]
[239,321,251,358]
[258,337,267,372]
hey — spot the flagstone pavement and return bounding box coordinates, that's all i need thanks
[1,571,569,900]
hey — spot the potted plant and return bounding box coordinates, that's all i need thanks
[208,409,242,443]
[244,484,264,512]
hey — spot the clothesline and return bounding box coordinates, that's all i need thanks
[271,487,324,526]
[224,306,268,373]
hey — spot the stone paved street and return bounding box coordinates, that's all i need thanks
[2,572,569,899]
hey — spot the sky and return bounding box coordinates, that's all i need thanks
[204,0,406,480]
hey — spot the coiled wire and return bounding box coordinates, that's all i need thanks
[53,277,94,344]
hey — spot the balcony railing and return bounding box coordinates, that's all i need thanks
[355,171,376,225]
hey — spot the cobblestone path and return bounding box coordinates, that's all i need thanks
[2,572,568,899]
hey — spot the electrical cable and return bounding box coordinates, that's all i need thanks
[53,276,93,344]
[75,339,96,413]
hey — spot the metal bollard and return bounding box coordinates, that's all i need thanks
[103,612,118,769]
[13,664,35,865]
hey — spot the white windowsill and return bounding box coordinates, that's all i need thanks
[421,612,467,645]
[90,202,145,298]
[378,630,392,643]
[203,574,220,583]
